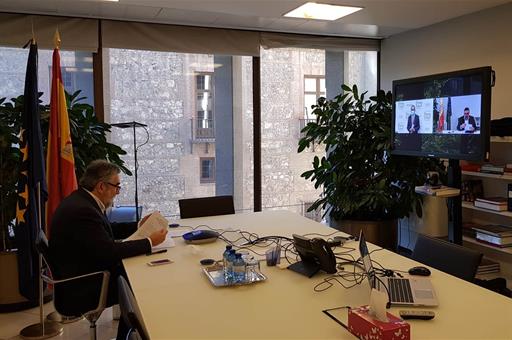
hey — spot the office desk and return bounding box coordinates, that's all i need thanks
[123,210,512,339]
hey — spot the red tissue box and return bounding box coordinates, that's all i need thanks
[348,306,410,340]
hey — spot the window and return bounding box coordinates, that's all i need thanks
[0,47,94,106]
[106,49,253,217]
[304,75,325,119]
[195,73,214,138]
[200,157,215,183]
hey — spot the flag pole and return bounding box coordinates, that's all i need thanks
[19,184,63,339]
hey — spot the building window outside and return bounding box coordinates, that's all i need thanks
[304,75,325,119]
[200,157,215,183]
[195,73,214,138]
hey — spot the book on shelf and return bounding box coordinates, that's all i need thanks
[476,258,500,275]
[472,224,512,237]
[480,164,505,175]
[476,232,512,247]
[475,197,508,205]
[473,200,508,211]
[414,185,460,197]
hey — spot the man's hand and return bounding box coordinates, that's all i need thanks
[138,213,152,226]
[149,229,168,246]
[460,123,466,130]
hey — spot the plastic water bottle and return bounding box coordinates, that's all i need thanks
[224,249,236,283]
[232,253,246,283]
[222,245,233,273]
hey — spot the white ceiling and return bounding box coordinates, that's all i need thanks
[0,0,510,38]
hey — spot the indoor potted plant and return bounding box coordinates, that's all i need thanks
[298,85,446,248]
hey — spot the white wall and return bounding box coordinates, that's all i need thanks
[381,2,512,119]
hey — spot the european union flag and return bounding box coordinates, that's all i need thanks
[15,41,48,302]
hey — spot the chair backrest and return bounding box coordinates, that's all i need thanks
[118,276,149,340]
[412,233,482,282]
[178,195,235,219]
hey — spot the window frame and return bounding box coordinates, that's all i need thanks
[303,75,325,119]
[199,157,216,184]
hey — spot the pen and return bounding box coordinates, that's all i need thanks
[147,249,167,256]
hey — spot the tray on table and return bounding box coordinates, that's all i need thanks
[202,264,267,287]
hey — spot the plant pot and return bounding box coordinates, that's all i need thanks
[0,250,51,313]
[331,219,397,250]
[0,250,29,311]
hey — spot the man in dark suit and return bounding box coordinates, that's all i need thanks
[406,105,420,133]
[49,160,167,339]
[457,107,477,132]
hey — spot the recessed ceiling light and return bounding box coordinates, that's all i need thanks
[284,2,363,21]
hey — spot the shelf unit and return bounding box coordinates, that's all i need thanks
[461,137,512,287]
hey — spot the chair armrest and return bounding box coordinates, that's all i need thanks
[42,270,110,317]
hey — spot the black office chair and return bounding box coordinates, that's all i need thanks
[411,233,482,282]
[118,276,149,340]
[36,230,110,340]
[178,195,235,218]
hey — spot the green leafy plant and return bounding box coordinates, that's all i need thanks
[298,85,446,221]
[0,91,130,251]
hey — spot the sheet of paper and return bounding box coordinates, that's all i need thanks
[125,211,168,241]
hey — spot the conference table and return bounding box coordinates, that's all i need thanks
[123,210,512,339]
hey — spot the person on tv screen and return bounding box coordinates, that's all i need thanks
[457,107,477,133]
[406,105,420,133]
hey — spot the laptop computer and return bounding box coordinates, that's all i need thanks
[358,230,438,306]
[106,206,143,223]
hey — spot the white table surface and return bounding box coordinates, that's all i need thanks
[123,210,512,339]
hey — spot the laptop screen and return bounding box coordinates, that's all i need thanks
[358,230,377,289]
[106,206,143,223]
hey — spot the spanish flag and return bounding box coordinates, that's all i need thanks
[46,30,77,235]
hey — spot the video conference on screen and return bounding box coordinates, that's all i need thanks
[395,94,481,135]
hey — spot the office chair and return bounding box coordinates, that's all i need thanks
[35,230,110,340]
[411,233,482,282]
[118,276,149,340]
[178,195,235,218]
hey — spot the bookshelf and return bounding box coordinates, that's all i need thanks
[461,137,512,289]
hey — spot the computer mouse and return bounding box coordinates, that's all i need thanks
[408,266,431,276]
[182,230,219,244]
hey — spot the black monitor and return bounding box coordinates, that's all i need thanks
[391,66,493,161]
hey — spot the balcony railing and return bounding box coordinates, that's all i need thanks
[191,118,215,141]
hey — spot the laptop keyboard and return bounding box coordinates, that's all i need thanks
[378,278,414,303]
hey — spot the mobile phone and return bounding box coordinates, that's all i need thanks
[147,259,173,266]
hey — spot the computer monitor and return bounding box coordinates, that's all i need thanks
[391,66,493,161]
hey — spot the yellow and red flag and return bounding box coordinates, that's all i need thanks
[46,30,78,235]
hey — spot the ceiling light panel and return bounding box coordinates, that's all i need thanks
[284,2,363,21]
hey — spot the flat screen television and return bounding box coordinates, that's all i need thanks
[391,66,494,161]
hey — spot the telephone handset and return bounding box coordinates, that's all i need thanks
[309,238,337,273]
[288,234,337,277]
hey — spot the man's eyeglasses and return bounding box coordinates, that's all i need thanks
[105,182,122,192]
